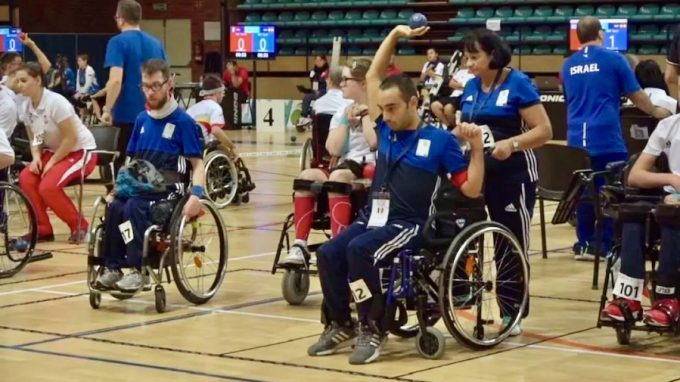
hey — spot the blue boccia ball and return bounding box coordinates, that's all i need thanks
[14,238,28,252]
[409,13,428,29]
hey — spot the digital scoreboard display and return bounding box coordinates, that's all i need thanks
[230,25,276,59]
[569,19,628,52]
[0,27,23,53]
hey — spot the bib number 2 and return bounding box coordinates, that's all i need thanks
[479,125,495,149]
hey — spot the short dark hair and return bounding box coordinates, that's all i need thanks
[463,29,511,69]
[117,0,142,24]
[202,74,223,90]
[379,74,418,103]
[0,52,20,73]
[577,16,602,44]
[636,59,669,94]
[142,59,170,81]
[77,54,89,62]
[17,62,44,86]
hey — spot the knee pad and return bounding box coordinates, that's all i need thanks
[654,204,680,230]
[323,181,352,195]
[618,202,654,224]
[293,179,323,194]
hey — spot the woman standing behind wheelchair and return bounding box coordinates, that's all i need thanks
[280,59,377,266]
[14,62,97,244]
[455,29,552,334]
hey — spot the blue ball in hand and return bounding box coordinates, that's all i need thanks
[409,13,428,29]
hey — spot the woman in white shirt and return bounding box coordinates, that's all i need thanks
[14,62,97,244]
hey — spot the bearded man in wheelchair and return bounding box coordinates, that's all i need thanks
[94,59,205,292]
[601,113,680,328]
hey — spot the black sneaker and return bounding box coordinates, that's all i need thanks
[307,322,357,356]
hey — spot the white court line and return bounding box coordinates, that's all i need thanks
[230,251,276,262]
[239,150,301,158]
[504,341,680,365]
[0,280,83,296]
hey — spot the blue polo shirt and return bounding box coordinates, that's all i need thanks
[104,30,166,124]
[459,68,541,183]
[561,45,641,155]
[127,108,204,186]
[368,120,467,225]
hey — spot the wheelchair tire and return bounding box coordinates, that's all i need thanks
[170,196,228,305]
[282,269,310,305]
[205,150,239,208]
[155,285,166,313]
[438,221,528,350]
[110,293,133,301]
[416,327,446,360]
[0,183,38,279]
[299,138,313,172]
[89,291,101,309]
[615,325,631,345]
[389,300,441,339]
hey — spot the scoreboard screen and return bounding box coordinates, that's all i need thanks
[230,25,277,59]
[0,27,23,53]
[569,19,629,52]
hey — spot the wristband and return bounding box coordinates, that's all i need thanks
[191,185,205,197]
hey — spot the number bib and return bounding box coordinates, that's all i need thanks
[367,191,390,228]
[118,221,134,245]
[613,273,644,301]
[479,124,495,149]
[349,278,372,303]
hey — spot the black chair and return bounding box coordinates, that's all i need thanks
[300,113,334,171]
[68,126,121,243]
[620,106,659,155]
[535,144,590,259]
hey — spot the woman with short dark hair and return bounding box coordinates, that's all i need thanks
[455,29,553,334]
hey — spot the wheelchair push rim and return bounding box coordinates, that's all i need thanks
[299,138,313,172]
[0,183,38,279]
[439,221,529,349]
[170,197,228,304]
[205,150,239,208]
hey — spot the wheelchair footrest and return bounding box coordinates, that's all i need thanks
[87,255,104,266]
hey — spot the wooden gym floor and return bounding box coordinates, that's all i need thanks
[1,130,679,382]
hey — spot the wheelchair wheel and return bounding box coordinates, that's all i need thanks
[439,221,528,350]
[155,285,167,313]
[205,150,238,208]
[281,268,310,305]
[615,325,631,345]
[89,291,101,309]
[388,300,441,339]
[170,196,228,305]
[0,183,38,279]
[416,327,446,360]
[299,138,313,171]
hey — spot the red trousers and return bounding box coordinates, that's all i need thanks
[19,150,98,236]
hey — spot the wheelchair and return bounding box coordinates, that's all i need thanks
[299,113,333,172]
[87,191,229,313]
[417,50,463,124]
[204,141,256,208]
[596,156,680,344]
[271,178,369,305]
[0,180,43,278]
[380,188,528,358]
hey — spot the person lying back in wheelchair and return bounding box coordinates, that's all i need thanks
[280,58,377,266]
[95,59,205,292]
[186,74,239,159]
[602,112,680,327]
[307,25,485,365]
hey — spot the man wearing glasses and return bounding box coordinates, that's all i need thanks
[101,0,166,178]
[95,59,205,292]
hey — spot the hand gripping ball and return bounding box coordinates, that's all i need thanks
[409,13,428,29]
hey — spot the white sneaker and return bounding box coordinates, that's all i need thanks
[280,244,307,265]
[503,316,522,337]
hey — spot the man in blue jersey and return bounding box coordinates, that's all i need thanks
[307,25,485,365]
[562,16,670,260]
[101,0,167,176]
[95,59,205,292]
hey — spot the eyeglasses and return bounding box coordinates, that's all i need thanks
[140,79,169,92]
[340,76,361,85]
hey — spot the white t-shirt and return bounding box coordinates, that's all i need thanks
[0,128,14,160]
[313,89,351,115]
[76,65,99,94]
[642,113,680,193]
[450,69,475,97]
[0,86,17,138]
[421,61,445,86]
[186,99,225,143]
[330,103,375,164]
[22,89,96,151]
[645,87,677,115]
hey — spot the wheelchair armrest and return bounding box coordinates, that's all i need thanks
[624,187,666,203]
[605,161,627,173]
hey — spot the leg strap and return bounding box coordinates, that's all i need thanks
[293,179,325,194]
[655,204,680,230]
[323,181,353,195]
[618,202,654,223]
